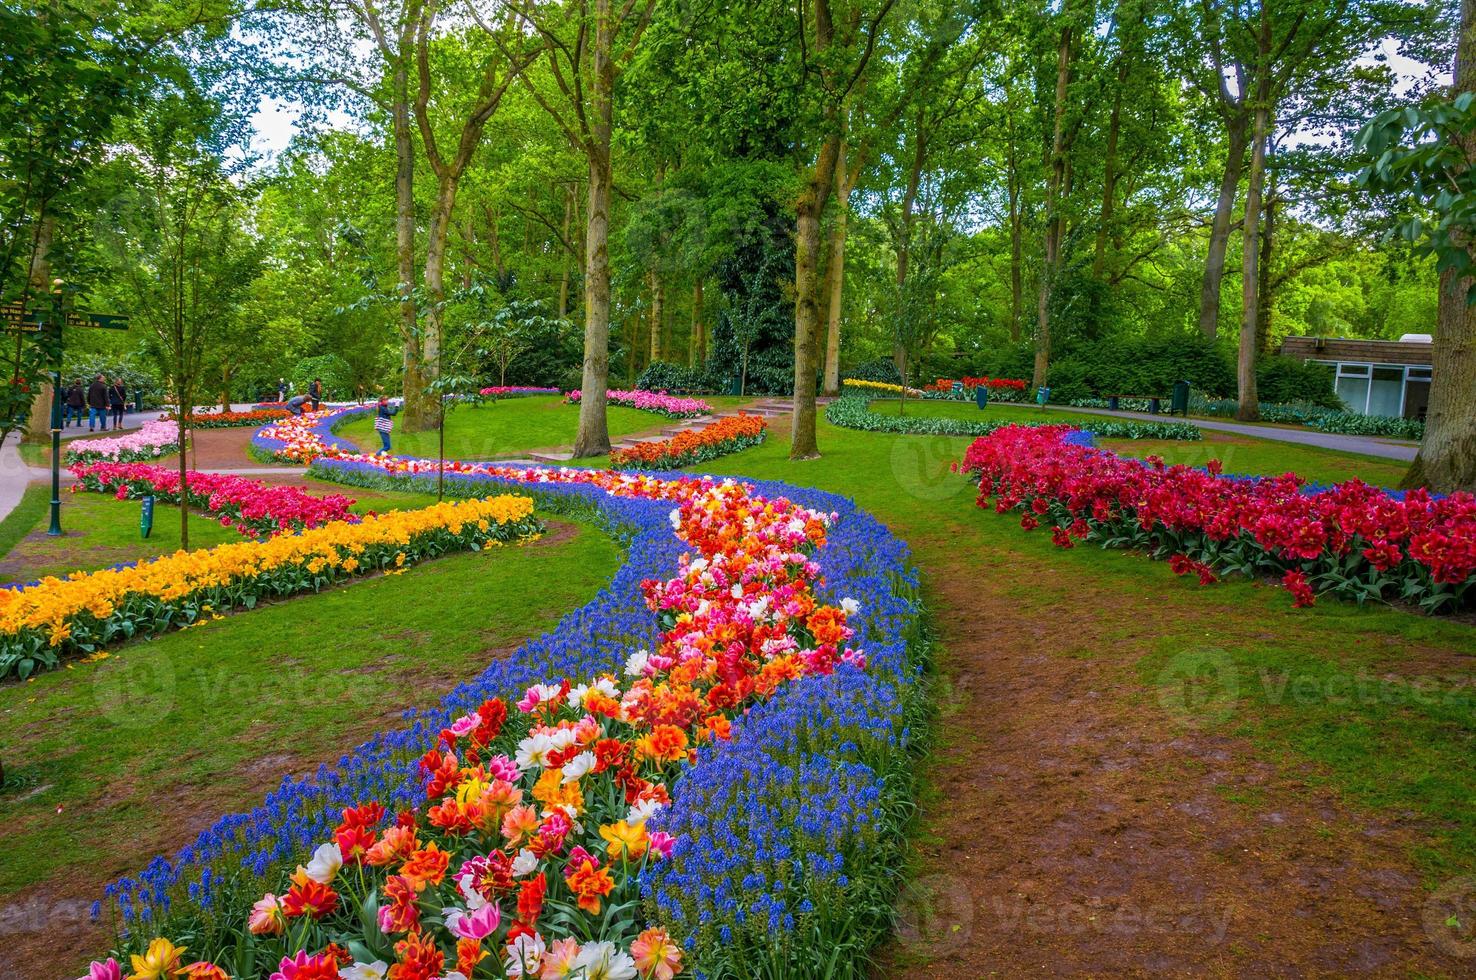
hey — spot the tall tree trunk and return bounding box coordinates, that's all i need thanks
[421,175,460,420]
[1199,116,1248,340]
[558,186,572,319]
[394,88,430,431]
[1405,0,1476,490]
[647,268,663,363]
[1035,20,1074,389]
[822,139,852,395]
[791,131,842,460]
[894,121,925,377]
[22,217,54,445]
[1236,55,1271,422]
[220,364,232,413]
[1255,184,1276,356]
[1094,55,1128,279]
[689,279,704,368]
[1007,120,1023,343]
[572,0,615,458]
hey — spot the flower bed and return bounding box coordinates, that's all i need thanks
[0,495,540,681]
[88,405,925,980]
[927,376,1028,394]
[567,388,712,419]
[253,406,368,463]
[64,419,182,464]
[610,414,767,470]
[826,393,1202,441]
[175,409,291,429]
[69,462,357,538]
[961,424,1476,612]
[478,386,560,398]
[840,378,925,397]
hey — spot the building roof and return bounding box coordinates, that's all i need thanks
[1279,336,1433,367]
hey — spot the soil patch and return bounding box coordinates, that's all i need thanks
[878,548,1471,976]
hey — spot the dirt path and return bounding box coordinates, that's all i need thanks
[881,550,1470,977]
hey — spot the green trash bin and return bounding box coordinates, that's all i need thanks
[975,384,989,409]
[1170,380,1191,416]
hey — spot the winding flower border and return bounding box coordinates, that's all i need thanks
[96,406,925,980]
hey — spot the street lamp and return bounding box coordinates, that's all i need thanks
[45,279,65,536]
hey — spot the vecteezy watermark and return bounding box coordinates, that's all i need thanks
[0,895,92,935]
[1156,647,1239,726]
[1424,877,1476,957]
[93,650,384,728]
[895,873,975,956]
[1156,646,1476,727]
[92,648,177,729]
[894,875,1233,955]
[979,895,1232,943]
[889,435,971,502]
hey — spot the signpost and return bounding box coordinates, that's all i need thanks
[3,284,129,536]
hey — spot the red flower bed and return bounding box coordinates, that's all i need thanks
[610,414,767,470]
[930,376,1028,392]
[177,409,290,428]
[961,425,1476,612]
[69,462,357,537]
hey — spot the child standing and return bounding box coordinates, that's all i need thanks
[374,398,393,454]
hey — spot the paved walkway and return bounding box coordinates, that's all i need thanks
[1038,403,1419,461]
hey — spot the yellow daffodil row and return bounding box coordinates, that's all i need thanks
[841,378,922,396]
[0,495,539,680]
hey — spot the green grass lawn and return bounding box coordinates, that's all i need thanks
[1103,432,1411,487]
[698,415,1476,881]
[0,511,622,898]
[336,394,761,460]
[17,442,45,467]
[336,396,649,459]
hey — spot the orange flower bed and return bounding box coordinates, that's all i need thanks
[610,414,768,470]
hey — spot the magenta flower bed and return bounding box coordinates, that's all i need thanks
[69,462,358,537]
[566,388,710,419]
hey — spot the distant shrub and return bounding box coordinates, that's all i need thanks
[1255,356,1341,408]
[290,354,354,401]
[636,361,713,393]
[846,356,903,386]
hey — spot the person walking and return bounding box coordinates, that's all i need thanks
[277,377,288,403]
[374,397,393,454]
[285,392,311,416]
[64,380,85,428]
[108,377,126,429]
[86,373,109,431]
[309,377,323,411]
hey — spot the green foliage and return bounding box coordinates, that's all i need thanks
[708,203,794,395]
[1031,335,1237,403]
[636,361,712,393]
[63,353,163,409]
[1254,356,1341,408]
[291,354,354,400]
[1358,92,1476,297]
[1310,412,1425,440]
[846,357,904,386]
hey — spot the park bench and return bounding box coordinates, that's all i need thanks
[1106,381,1191,416]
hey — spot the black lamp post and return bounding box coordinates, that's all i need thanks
[45,278,65,537]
